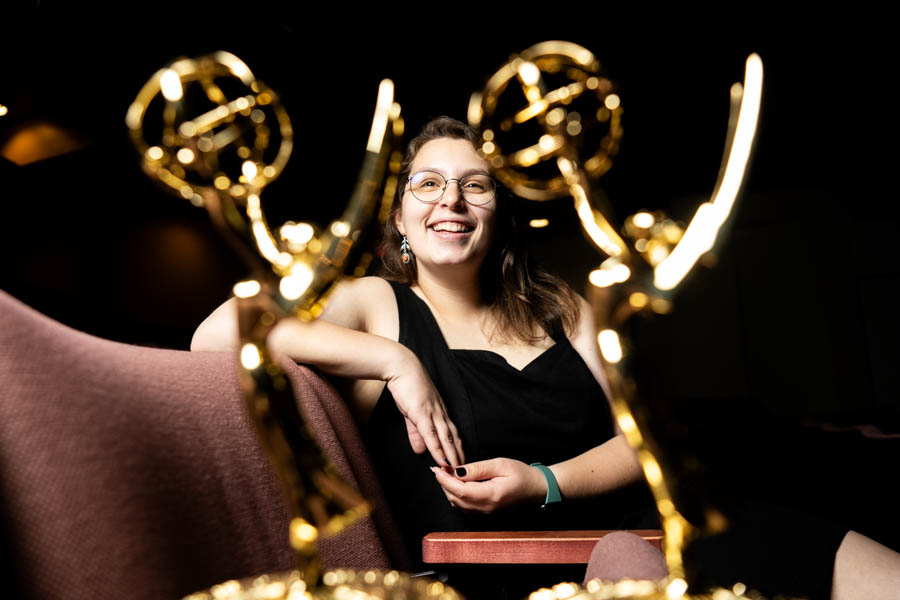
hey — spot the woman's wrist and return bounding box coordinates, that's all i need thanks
[382,343,419,384]
[530,463,563,506]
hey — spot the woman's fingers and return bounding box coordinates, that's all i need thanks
[387,364,465,467]
[406,413,447,466]
[404,406,463,467]
[431,458,545,512]
[447,419,465,465]
[452,458,505,481]
[431,467,488,512]
[432,414,461,468]
[403,417,426,454]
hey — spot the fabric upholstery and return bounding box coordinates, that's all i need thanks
[582,532,668,584]
[0,289,405,600]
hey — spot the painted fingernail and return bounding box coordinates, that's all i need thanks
[455,467,467,477]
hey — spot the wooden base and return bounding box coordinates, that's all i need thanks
[422,530,664,564]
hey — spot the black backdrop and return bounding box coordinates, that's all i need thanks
[2,4,898,556]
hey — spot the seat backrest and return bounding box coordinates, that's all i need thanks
[0,290,406,600]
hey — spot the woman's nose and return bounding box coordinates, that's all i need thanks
[440,180,466,209]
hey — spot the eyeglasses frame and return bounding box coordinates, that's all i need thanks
[405,169,497,206]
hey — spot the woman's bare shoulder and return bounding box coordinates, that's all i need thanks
[322,276,399,340]
[567,292,614,403]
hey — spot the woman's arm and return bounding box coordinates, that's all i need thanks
[431,294,642,511]
[190,277,465,467]
[432,435,641,513]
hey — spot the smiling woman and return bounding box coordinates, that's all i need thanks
[191,116,659,596]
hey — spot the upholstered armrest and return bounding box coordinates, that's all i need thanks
[0,290,406,600]
[422,530,664,564]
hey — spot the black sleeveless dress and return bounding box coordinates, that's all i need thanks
[364,281,657,569]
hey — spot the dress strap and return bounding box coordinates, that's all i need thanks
[383,280,481,459]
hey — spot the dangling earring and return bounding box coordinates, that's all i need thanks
[400,235,411,264]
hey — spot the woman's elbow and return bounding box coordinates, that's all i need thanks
[190,323,237,352]
[190,300,238,352]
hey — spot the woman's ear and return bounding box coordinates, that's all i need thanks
[394,209,406,236]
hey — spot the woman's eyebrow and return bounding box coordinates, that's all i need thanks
[459,168,491,178]
[415,167,491,177]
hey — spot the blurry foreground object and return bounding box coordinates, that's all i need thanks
[470,41,768,599]
[127,51,459,599]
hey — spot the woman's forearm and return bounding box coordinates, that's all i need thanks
[191,296,414,383]
[548,434,643,500]
[268,316,413,383]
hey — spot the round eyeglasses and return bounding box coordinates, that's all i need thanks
[407,170,496,206]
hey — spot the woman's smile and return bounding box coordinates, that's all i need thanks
[396,137,497,270]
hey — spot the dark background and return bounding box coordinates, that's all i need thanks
[2,4,897,555]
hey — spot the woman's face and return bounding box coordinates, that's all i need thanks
[396,137,497,274]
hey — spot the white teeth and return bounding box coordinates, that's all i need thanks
[431,222,473,233]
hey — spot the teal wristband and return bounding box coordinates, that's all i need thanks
[530,462,562,507]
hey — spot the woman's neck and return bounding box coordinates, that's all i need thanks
[413,264,485,321]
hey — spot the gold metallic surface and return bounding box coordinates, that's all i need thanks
[472,44,770,599]
[181,569,462,600]
[469,41,623,203]
[129,52,456,598]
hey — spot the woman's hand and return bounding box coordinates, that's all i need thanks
[430,458,548,513]
[385,353,465,468]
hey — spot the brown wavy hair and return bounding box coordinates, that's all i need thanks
[379,116,580,343]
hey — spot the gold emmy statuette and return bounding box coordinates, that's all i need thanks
[127,51,461,600]
[470,41,771,600]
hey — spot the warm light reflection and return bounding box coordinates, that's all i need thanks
[330,220,351,237]
[281,222,315,244]
[657,498,675,516]
[546,107,566,126]
[604,93,621,110]
[0,105,8,116]
[629,292,649,309]
[240,343,263,370]
[176,148,195,164]
[589,258,630,288]
[366,79,394,153]
[160,69,183,102]
[233,279,261,298]
[655,54,763,290]
[211,581,242,597]
[557,157,624,257]
[666,578,688,599]
[597,329,623,363]
[216,50,251,82]
[290,517,319,544]
[517,60,541,86]
[125,101,143,130]
[733,582,747,596]
[641,452,663,486]
[632,211,655,229]
[551,582,578,598]
[588,269,614,288]
[528,218,549,228]
[514,99,549,124]
[145,146,164,161]
[242,160,258,180]
[280,263,313,300]
[467,92,484,127]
